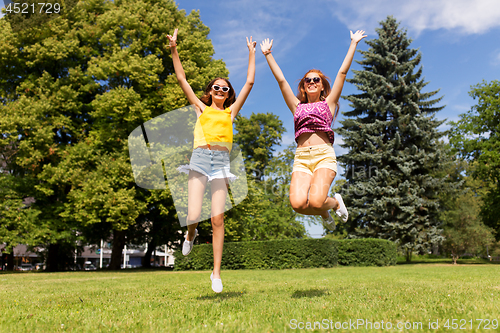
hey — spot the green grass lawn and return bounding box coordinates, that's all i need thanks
[1,265,499,332]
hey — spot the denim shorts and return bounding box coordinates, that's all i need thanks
[178,148,235,182]
[292,143,337,175]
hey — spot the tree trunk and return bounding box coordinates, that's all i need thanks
[142,240,155,269]
[4,252,14,271]
[108,229,126,270]
[405,249,412,263]
[432,243,439,255]
[45,243,60,272]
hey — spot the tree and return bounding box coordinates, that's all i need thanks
[224,144,306,241]
[233,112,285,181]
[338,16,449,262]
[0,0,228,270]
[449,80,500,240]
[0,173,40,270]
[440,164,496,264]
[222,112,305,241]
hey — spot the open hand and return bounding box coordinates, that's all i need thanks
[350,30,367,43]
[247,36,256,52]
[166,28,178,47]
[260,38,273,55]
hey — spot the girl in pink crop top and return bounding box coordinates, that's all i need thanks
[261,30,367,229]
[294,100,335,144]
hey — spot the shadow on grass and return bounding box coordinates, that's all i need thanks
[291,288,328,299]
[397,259,500,265]
[197,291,246,300]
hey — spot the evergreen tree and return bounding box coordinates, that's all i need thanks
[338,16,448,261]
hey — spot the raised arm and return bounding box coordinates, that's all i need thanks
[260,38,299,114]
[166,29,205,113]
[230,36,256,120]
[326,30,367,113]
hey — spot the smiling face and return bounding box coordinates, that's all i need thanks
[297,70,331,104]
[210,79,230,103]
[304,72,324,96]
[200,77,236,109]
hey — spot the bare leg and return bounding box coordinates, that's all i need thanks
[308,168,338,215]
[289,169,338,217]
[186,170,208,241]
[210,178,228,280]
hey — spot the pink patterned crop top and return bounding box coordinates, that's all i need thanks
[294,100,336,144]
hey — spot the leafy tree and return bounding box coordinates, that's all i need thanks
[0,0,227,270]
[233,112,285,180]
[449,80,500,239]
[0,173,40,270]
[225,144,305,241]
[441,166,496,264]
[0,7,97,269]
[338,16,449,262]
[224,113,305,241]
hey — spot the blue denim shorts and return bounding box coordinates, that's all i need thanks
[178,148,235,182]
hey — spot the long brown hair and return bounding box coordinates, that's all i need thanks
[200,77,235,109]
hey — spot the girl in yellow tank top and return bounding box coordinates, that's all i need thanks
[192,106,233,152]
[167,29,255,293]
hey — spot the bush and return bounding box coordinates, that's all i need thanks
[174,238,396,271]
[336,239,397,266]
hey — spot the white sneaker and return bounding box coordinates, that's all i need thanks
[182,229,198,256]
[322,211,336,231]
[210,272,223,293]
[334,193,348,222]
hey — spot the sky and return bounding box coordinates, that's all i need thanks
[172,0,500,237]
[2,1,500,237]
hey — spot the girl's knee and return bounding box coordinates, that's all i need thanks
[290,198,308,212]
[308,196,327,210]
[187,213,201,224]
[211,214,224,228]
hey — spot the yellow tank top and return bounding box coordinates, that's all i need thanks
[193,106,233,151]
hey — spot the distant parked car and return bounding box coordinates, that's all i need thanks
[19,264,33,271]
[83,261,96,271]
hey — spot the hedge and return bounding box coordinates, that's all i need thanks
[336,239,397,266]
[174,238,396,271]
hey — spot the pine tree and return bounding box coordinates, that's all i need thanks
[338,16,448,261]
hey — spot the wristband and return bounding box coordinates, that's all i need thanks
[263,50,271,55]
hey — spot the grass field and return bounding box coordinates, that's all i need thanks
[1,265,499,332]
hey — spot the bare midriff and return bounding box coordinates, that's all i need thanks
[296,132,331,148]
[196,144,229,152]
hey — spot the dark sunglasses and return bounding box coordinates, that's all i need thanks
[304,77,321,84]
[212,85,230,93]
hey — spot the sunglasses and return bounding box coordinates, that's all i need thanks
[304,77,321,84]
[212,85,230,93]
